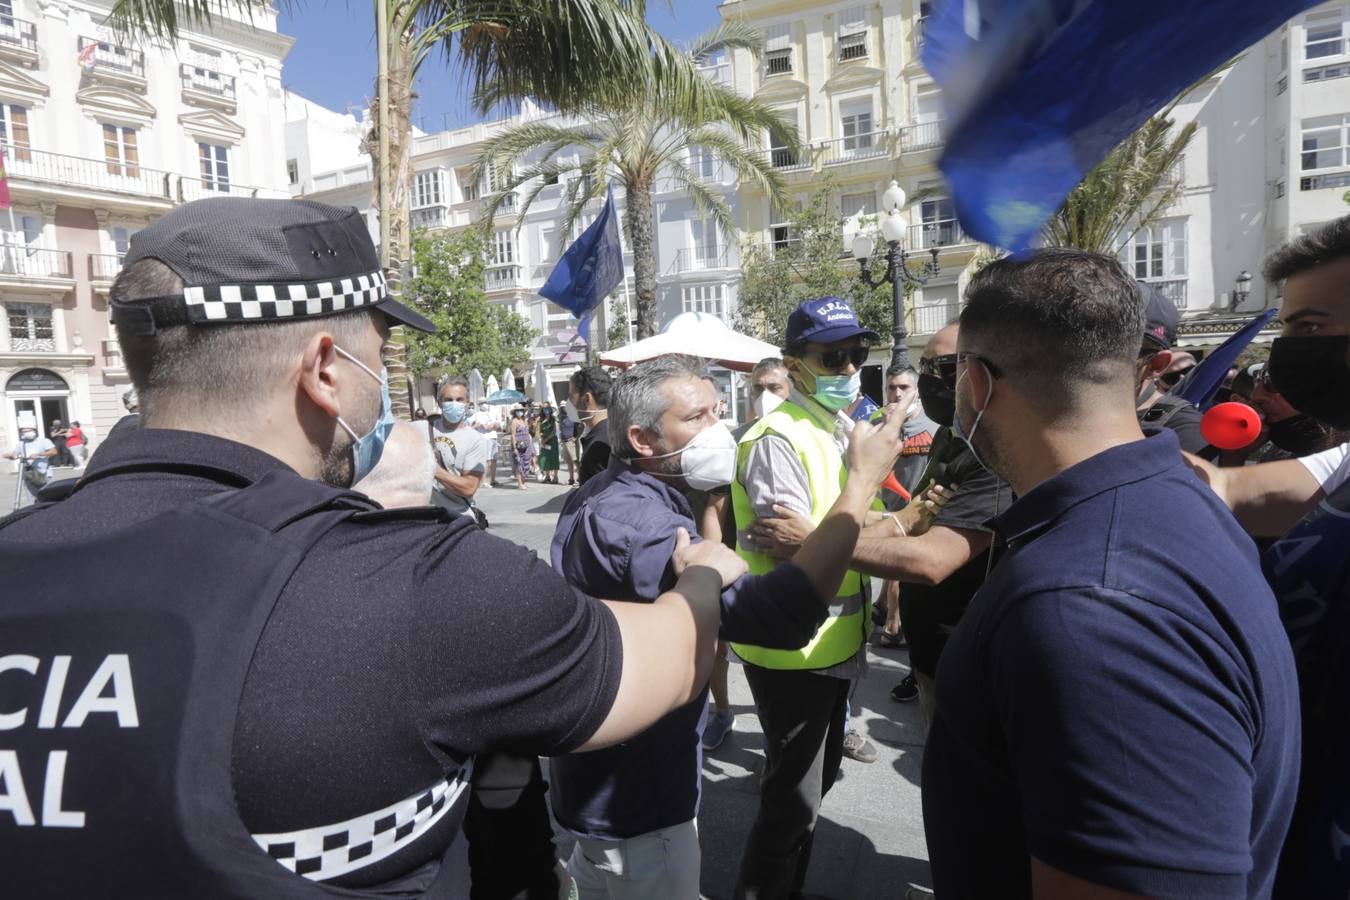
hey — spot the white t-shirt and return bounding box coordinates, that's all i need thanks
[10,435,55,475]
[427,418,489,513]
[1299,442,1350,495]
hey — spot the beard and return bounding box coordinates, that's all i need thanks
[318,377,380,488]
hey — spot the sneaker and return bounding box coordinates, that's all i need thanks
[841,730,878,763]
[891,673,919,703]
[702,709,735,750]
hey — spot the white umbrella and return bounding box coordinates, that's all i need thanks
[600,311,779,373]
[468,368,484,403]
[500,367,517,392]
[532,361,551,405]
[486,374,500,396]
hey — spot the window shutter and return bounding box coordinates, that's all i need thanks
[763,23,790,52]
[838,5,867,35]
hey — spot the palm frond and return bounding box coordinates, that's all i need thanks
[682,127,786,210]
[108,0,269,38]
[664,158,736,241]
[685,20,762,62]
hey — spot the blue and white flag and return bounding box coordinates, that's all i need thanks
[924,0,1321,252]
[540,185,625,318]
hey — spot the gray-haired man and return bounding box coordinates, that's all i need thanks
[550,354,905,899]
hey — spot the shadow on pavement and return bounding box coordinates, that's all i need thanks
[527,493,571,515]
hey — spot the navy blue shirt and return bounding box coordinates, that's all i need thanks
[923,431,1300,899]
[548,455,826,839]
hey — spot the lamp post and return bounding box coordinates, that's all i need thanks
[1233,270,1253,309]
[851,180,941,369]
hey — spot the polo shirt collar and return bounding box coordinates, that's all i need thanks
[602,454,695,518]
[992,429,1182,545]
[81,426,296,487]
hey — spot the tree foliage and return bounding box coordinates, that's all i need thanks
[404,228,537,379]
[735,186,897,349]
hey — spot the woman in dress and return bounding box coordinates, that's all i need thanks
[510,408,533,490]
[537,406,561,484]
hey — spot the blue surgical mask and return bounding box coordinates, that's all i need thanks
[440,400,466,423]
[333,345,394,486]
[812,372,861,412]
[953,365,993,471]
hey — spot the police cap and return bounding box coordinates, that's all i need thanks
[110,197,435,336]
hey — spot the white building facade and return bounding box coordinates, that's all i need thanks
[0,0,292,452]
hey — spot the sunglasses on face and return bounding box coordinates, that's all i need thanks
[920,353,960,388]
[1158,367,1194,389]
[810,346,871,370]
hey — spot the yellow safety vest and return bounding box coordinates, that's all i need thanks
[729,400,873,670]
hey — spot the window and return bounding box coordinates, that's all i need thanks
[491,229,515,266]
[1281,35,1289,71]
[412,170,443,208]
[1124,218,1187,281]
[682,284,726,318]
[768,109,800,168]
[764,23,792,76]
[455,168,479,202]
[919,196,957,247]
[914,84,943,123]
[841,191,876,221]
[1301,115,1350,171]
[691,216,720,266]
[841,99,874,151]
[539,227,561,263]
[103,123,138,178]
[286,158,299,185]
[1306,62,1350,82]
[1306,11,1346,60]
[198,142,229,191]
[2,213,40,274]
[112,226,139,263]
[6,302,54,352]
[837,6,868,61]
[769,199,798,253]
[689,146,717,181]
[0,103,29,162]
[484,161,509,194]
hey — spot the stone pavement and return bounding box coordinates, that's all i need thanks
[473,474,934,900]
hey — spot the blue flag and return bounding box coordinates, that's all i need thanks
[540,185,625,317]
[923,0,1320,251]
[1175,309,1278,410]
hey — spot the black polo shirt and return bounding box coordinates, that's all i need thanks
[578,417,612,484]
[923,431,1300,899]
[0,428,623,894]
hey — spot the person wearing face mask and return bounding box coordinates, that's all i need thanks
[550,353,907,900]
[1133,282,1214,457]
[5,421,57,508]
[1248,363,1342,460]
[424,375,490,518]
[922,249,1298,900]
[569,366,613,484]
[0,198,747,898]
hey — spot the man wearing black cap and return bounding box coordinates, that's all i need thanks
[1134,281,1211,455]
[0,198,743,898]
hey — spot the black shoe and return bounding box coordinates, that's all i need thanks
[891,674,919,703]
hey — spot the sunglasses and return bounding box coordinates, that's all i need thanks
[1158,366,1194,389]
[919,353,960,388]
[810,345,871,370]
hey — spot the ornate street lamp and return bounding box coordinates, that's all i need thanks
[850,180,941,369]
[1233,270,1253,309]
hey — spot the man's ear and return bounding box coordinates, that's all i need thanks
[783,355,811,394]
[1147,350,1173,377]
[966,358,994,414]
[626,425,658,459]
[298,332,342,418]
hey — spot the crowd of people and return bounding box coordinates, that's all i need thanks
[4,196,1350,900]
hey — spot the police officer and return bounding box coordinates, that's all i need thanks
[0,198,743,898]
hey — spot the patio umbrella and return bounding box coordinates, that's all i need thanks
[600,311,779,373]
[500,367,517,392]
[486,389,528,405]
[486,374,500,397]
[533,361,552,405]
[468,368,484,403]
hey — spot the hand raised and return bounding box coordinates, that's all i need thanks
[847,401,905,488]
[672,527,747,588]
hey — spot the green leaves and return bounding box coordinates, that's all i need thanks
[404,228,538,378]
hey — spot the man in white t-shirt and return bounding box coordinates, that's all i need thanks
[428,376,490,516]
[5,424,57,502]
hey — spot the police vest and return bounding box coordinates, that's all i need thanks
[0,462,472,898]
[729,401,874,670]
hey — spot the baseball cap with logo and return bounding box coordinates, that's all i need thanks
[110,197,434,336]
[1138,281,1178,351]
[784,296,880,348]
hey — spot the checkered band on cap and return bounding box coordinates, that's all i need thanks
[182,270,387,325]
[252,760,473,882]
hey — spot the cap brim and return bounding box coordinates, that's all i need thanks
[805,324,882,345]
[376,297,436,333]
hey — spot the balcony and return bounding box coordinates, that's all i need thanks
[819,130,891,166]
[697,62,731,84]
[177,174,274,203]
[1144,278,1188,308]
[0,246,75,294]
[0,15,38,66]
[1301,170,1350,191]
[88,253,122,290]
[79,37,147,91]
[912,302,959,336]
[411,206,450,230]
[909,219,974,250]
[670,246,731,273]
[180,64,237,111]
[2,143,173,203]
[484,264,523,292]
[899,121,945,153]
[756,146,811,172]
[481,192,518,218]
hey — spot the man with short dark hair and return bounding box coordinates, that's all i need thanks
[923,248,1299,898]
[427,375,490,517]
[0,197,744,896]
[570,366,613,484]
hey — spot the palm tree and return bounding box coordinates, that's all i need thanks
[474,21,795,339]
[107,0,735,408]
[1041,114,1197,255]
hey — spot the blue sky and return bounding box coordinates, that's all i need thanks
[278,2,724,129]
